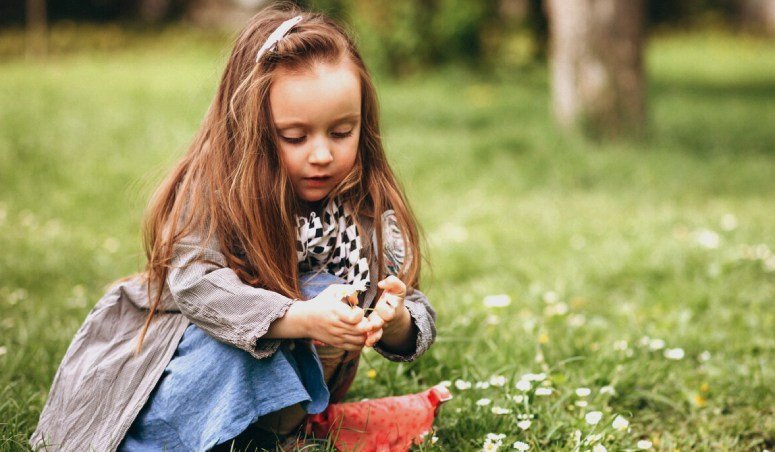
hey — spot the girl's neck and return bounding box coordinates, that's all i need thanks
[298,197,328,217]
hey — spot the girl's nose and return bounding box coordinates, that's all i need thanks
[309,140,334,165]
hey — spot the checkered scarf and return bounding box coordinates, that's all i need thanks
[295,196,371,291]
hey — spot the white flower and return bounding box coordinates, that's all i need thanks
[572,429,582,445]
[664,348,685,360]
[542,291,558,304]
[484,294,512,308]
[439,380,452,387]
[592,445,607,452]
[648,338,665,351]
[574,400,588,407]
[476,381,491,389]
[585,434,603,444]
[477,398,492,406]
[720,213,738,231]
[489,375,507,387]
[513,440,530,450]
[486,314,501,325]
[567,314,586,327]
[575,387,591,397]
[522,372,547,382]
[613,340,628,351]
[512,395,525,403]
[612,415,629,431]
[455,379,472,390]
[431,435,439,444]
[484,433,506,451]
[585,411,603,425]
[517,419,531,430]
[694,228,720,249]
[535,387,553,396]
[492,406,512,415]
[483,441,500,452]
[600,385,616,396]
[698,351,712,362]
[515,379,532,392]
[637,439,653,450]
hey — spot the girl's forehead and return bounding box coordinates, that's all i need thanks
[270,60,361,128]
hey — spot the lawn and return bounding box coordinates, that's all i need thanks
[0,28,773,450]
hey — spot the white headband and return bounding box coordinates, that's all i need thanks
[255,15,304,63]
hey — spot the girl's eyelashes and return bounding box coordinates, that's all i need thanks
[282,136,306,144]
[280,130,354,145]
[331,130,354,139]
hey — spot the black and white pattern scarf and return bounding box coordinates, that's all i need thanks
[295,196,371,291]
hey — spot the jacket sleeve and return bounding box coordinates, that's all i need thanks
[372,210,437,362]
[167,228,295,360]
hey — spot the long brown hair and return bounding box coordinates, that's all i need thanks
[135,3,422,354]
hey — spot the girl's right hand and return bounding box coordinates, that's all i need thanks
[296,284,372,351]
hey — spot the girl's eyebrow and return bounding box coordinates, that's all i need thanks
[274,113,360,129]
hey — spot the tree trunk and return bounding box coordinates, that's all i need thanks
[25,0,47,58]
[741,0,775,36]
[545,0,646,138]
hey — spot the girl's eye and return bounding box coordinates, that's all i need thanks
[281,136,305,144]
[331,130,354,139]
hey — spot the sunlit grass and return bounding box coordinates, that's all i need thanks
[1,28,773,450]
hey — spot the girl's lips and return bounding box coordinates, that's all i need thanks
[304,176,332,187]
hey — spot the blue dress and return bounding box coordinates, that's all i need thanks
[119,272,345,451]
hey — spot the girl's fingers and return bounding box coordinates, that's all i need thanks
[335,304,364,325]
[365,328,383,347]
[367,313,384,330]
[338,333,367,347]
[373,299,396,322]
[377,276,406,297]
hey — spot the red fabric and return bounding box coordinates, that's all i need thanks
[306,384,452,452]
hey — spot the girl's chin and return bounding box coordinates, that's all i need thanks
[297,188,333,203]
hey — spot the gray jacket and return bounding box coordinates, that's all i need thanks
[29,211,436,451]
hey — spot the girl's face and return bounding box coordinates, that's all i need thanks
[270,59,361,202]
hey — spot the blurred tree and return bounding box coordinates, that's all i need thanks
[25,0,47,57]
[741,0,775,35]
[545,0,646,139]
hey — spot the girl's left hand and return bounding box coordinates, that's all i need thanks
[364,275,407,347]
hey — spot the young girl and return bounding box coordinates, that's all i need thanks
[29,5,436,451]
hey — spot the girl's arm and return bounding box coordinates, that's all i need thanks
[368,211,438,362]
[372,286,436,361]
[166,229,297,359]
[168,227,374,356]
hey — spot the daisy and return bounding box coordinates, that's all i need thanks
[648,338,666,351]
[575,387,591,397]
[455,379,472,390]
[600,385,616,396]
[513,441,530,451]
[637,439,653,450]
[664,348,685,360]
[535,387,553,396]
[585,411,603,425]
[484,294,512,308]
[490,375,507,387]
[612,415,629,431]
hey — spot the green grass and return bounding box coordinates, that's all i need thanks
[1,29,774,451]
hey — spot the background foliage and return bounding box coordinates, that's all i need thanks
[0,25,773,449]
